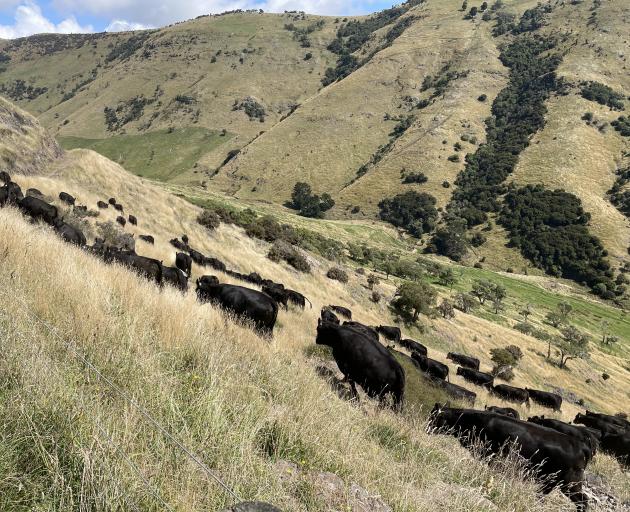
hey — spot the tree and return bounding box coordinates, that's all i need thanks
[461,0,468,10]
[290,182,335,218]
[367,274,380,290]
[490,345,523,380]
[471,279,493,304]
[545,310,563,328]
[546,301,572,327]
[600,319,610,344]
[604,335,619,346]
[468,6,478,17]
[557,301,572,321]
[519,303,533,323]
[437,299,455,319]
[480,1,488,10]
[554,326,589,369]
[392,282,437,322]
[378,191,438,238]
[430,217,469,261]
[454,292,477,313]
[438,267,457,289]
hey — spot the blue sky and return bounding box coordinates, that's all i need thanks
[0,0,395,38]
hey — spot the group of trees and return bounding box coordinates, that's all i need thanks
[471,279,507,313]
[289,182,335,218]
[607,166,630,219]
[378,191,438,238]
[580,81,626,111]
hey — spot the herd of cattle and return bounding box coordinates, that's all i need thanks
[2,172,629,509]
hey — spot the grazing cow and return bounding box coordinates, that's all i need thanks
[574,413,626,436]
[19,196,58,225]
[429,405,589,511]
[162,266,188,292]
[54,221,86,246]
[116,216,126,227]
[585,411,630,431]
[399,338,427,356]
[526,388,562,412]
[189,248,206,265]
[485,405,520,419]
[169,238,188,251]
[376,325,401,342]
[139,234,154,244]
[262,283,288,309]
[196,276,278,335]
[110,251,163,285]
[286,289,310,309]
[491,384,529,405]
[447,352,480,370]
[26,188,43,197]
[128,215,137,225]
[434,379,476,404]
[320,308,339,325]
[205,256,227,272]
[108,198,116,205]
[58,191,75,205]
[175,252,192,276]
[600,432,630,466]
[411,352,449,381]
[245,272,263,285]
[0,181,23,206]
[0,171,11,184]
[114,203,124,212]
[316,321,405,409]
[342,321,379,342]
[527,416,598,460]
[329,305,352,319]
[456,367,494,387]
[97,200,109,209]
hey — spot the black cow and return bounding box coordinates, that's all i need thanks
[162,266,188,292]
[286,289,310,309]
[139,234,154,244]
[526,388,562,412]
[262,283,288,309]
[58,191,75,205]
[19,196,58,225]
[411,352,448,381]
[320,308,339,325]
[429,405,589,510]
[175,252,192,276]
[376,325,401,342]
[128,215,137,225]
[108,198,116,205]
[114,203,124,212]
[54,221,86,246]
[601,432,630,466]
[342,321,379,342]
[434,379,476,404]
[329,305,352,319]
[456,367,494,387]
[189,248,205,265]
[398,338,427,356]
[26,188,43,197]
[205,257,227,272]
[485,405,520,419]
[491,384,529,405]
[0,171,11,184]
[110,251,163,285]
[447,352,480,370]
[574,413,625,436]
[169,238,188,251]
[316,321,404,409]
[585,411,630,431]
[0,181,23,206]
[245,272,263,285]
[527,416,598,460]
[116,216,126,227]
[97,200,109,209]
[196,276,278,335]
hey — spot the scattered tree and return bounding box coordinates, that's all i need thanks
[519,303,533,323]
[392,282,437,322]
[367,274,380,290]
[290,182,335,218]
[438,267,457,289]
[437,299,455,319]
[454,292,477,313]
[554,326,589,369]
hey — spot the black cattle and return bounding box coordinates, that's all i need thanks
[189,248,205,265]
[58,191,75,205]
[26,188,43,197]
[169,238,188,251]
[574,413,625,436]
[110,251,163,285]
[601,432,630,466]
[54,221,86,246]
[329,305,352,319]
[139,234,154,244]
[19,196,58,225]
[491,384,529,405]
[0,181,23,206]
[317,321,404,409]
[376,325,401,342]
[262,283,288,309]
[447,352,480,370]
[526,388,562,412]
[342,321,379,342]
[205,256,227,272]
[245,272,263,285]
[116,216,126,227]
[108,198,116,205]
[320,308,339,325]
[429,406,589,510]
[527,416,598,460]
[196,276,278,335]
[0,171,11,184]
[399,338,427,356]
[286,289,310,309]
[585,411,630,431]
[97,200,109,209]
[128,215,137,225]
[456,367,493,387]
[175,252,192,276]
[434,379,476,404]
[411,352,448,381]
[485,405,520,419]
[114,203,124,212]
[162,266,188,292]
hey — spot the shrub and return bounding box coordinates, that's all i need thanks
[267,240,311,273]
[289,182,335,218]
[96,221,135,251]
[477,93,487,101]
[447,154,460,162]
[370,290,381,303]
[469,232,486,247]
[582,112,594,122]
[378,191,438,238]
[197,210,221,231]
[437,299,455,319]
[442,180,450,188]
[402,172,428,184]
[233,97,266,122]
[326,267,348,283]
[602,373,610,380]
[580,81,625,110]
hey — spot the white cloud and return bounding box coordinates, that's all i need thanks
[0,0,92,39]
[105,19,152,32]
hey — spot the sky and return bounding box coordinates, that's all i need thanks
[0,0,395,38]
